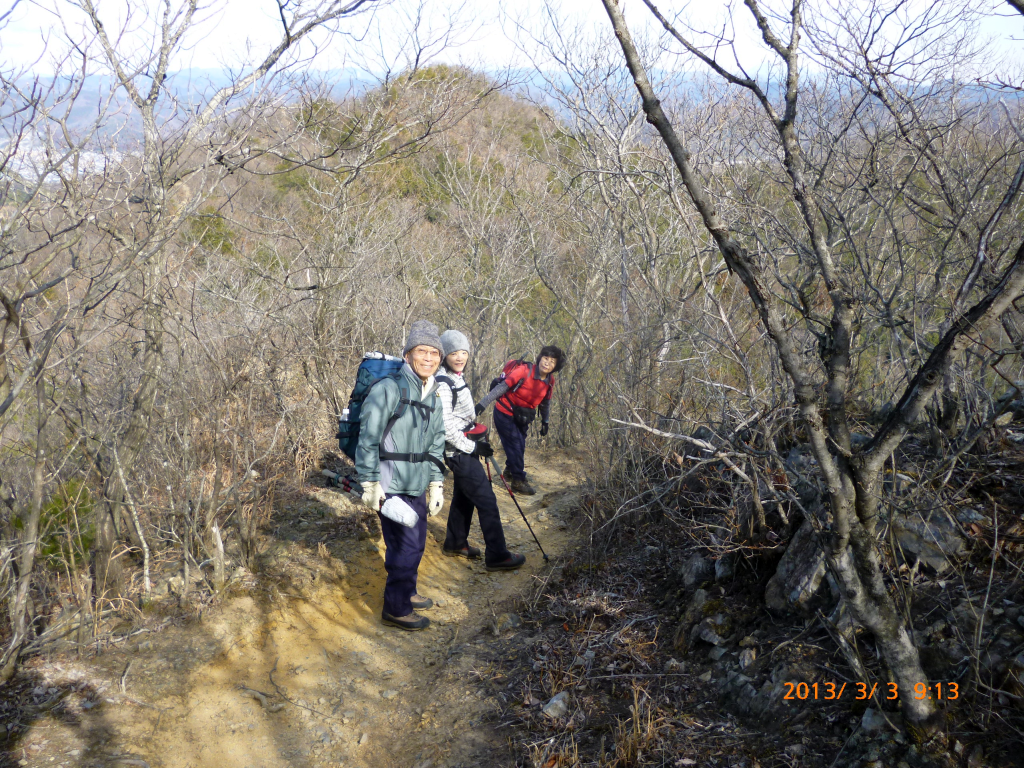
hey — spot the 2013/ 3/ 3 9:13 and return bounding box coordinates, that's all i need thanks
[781,681,960,700]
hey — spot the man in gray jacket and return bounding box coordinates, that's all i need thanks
[356,320,447,630]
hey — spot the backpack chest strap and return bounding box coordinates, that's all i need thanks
[377,447,447,474]
[378,383,447,475]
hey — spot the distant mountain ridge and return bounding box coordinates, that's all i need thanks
[2,67,380,141]
[4,65,1018,153]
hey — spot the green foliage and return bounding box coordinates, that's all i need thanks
[273,161,315,197]
[0,177,33,205]
[24,479,96,572]
[297,97,365,152]
[182,207,235,256]
[515,278,571,339]
[405,63,462,86]
[520,119,546,158]
[389,156,451,205]
[297,97,341,128]
[552,128,583,163]
[251,243,289,274]
[399,64,488,96]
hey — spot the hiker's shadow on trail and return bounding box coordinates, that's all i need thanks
[1,669,126,767]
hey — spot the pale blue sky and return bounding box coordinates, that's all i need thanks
[1,0,1021,78]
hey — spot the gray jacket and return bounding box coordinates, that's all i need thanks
[355,363,445,496]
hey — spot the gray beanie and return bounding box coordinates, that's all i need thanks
[440,329,471,358]
[403,320,444,356]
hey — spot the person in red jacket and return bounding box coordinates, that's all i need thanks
[475,345,564,495]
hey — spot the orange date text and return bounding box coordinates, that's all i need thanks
[781,681,959,701]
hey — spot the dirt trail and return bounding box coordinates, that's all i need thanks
[5,450,581,768]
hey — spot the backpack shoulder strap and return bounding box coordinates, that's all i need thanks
[378,378,408,452]
[368,374,412,433]
[434,373,461,411]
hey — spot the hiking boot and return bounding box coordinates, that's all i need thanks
[382,610,430,631]
[410,594,433,611]
[486,553,526,572]
[510,478,536,496]
[442,544,481,559]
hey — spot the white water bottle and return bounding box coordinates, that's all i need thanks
[380,496,418,527]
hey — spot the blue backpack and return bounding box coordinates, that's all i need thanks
[336,352,446,473]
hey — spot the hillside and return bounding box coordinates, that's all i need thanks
[3,2,1024,766]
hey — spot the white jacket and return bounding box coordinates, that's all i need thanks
[435,369,478,457]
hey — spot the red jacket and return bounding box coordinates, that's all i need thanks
[495,363,555,417]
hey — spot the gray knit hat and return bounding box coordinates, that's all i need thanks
[403,320,444,356]
[440,329,471,358]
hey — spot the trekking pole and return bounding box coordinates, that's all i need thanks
[321,469,364,502]
[485,455,549,561]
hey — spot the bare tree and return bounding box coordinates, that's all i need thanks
[599,0,1024,734]
[68,0,381,601]
[0,0,385,680]
[0,45,129,680]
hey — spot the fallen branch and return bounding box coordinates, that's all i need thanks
[239,685,287,713]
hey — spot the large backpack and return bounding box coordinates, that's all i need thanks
[489,357,531,394]
[336,352,446,473]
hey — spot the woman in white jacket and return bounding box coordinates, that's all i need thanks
[435,330,525,571]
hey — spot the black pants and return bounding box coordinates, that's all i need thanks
[444,452,510,565]
[493,408,529,481]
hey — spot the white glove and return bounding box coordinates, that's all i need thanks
[361,480,385,510]
[427,481,444,516]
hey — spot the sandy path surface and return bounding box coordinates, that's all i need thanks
[5,449,582,768]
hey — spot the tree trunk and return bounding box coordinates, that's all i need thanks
[0,377,48,682]
[831,470,942,731]
[599,0,948,733]
[93,264,165,600]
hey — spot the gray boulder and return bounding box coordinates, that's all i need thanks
[893,509,965,573]
[715,553,735,582]
[681,554,715,590]
[692,425,718,444]
[491,613,523,635]
[764,519,831,615]
[691,613,732,646]
[860,707,890,734]
[850,432,871,450]
[542,691,569,719]
[739,647,757,670]
[1010,399,1024,421]
[784,445,822,506]
[672,588,709,651]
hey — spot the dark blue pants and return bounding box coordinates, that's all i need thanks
[377,491,428,618]
[493,409,529,482]
[444,452,509,565]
